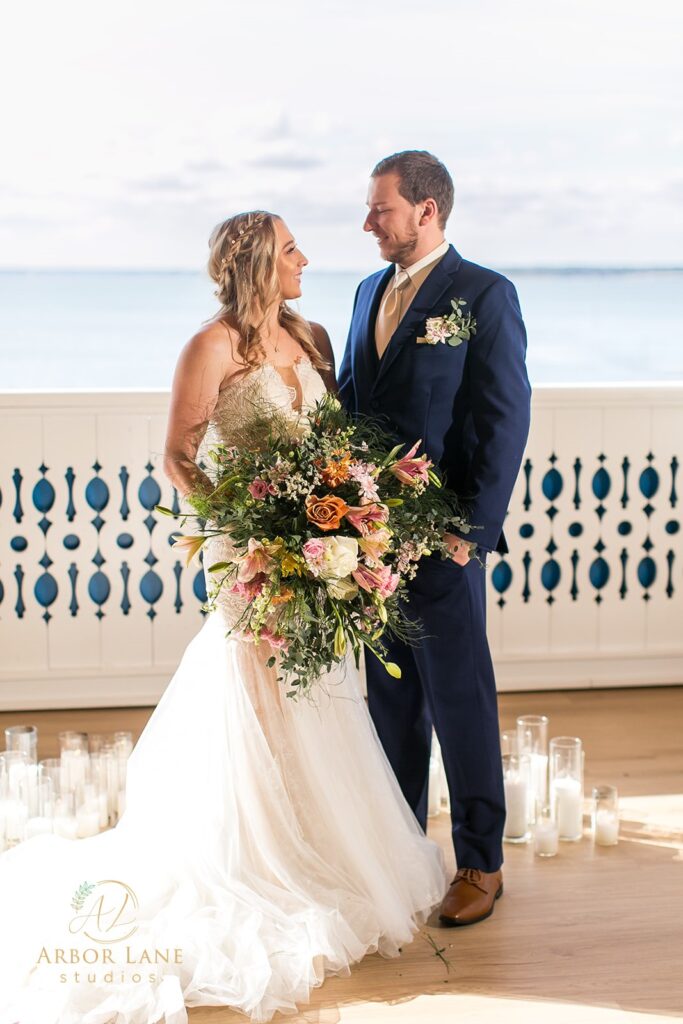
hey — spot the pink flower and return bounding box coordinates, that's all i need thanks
[302,537,325,575]
[344,503,390,536]
[352,562,400,599]
[389,440,432,487]
[425,317,451,343]
[261,628,289,652]
[348,462,380,502]
[248,477,269,500]
[236,538,274,582]
[230,573,266,600]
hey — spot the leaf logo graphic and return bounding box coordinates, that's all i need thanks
[70,881,96,913]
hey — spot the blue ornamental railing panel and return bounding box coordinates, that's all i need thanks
[0,385,681,708]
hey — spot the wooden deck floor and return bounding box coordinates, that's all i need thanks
[1,686,681,1023]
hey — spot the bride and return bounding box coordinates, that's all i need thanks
[0,211,449,1024]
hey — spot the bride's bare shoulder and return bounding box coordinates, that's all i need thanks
[184,318,238,357]
[176,318,243,379]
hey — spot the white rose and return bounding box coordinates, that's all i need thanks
[319,535,359,580]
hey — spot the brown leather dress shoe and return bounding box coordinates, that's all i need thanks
[438,867,504,927]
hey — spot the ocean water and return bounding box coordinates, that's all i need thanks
[0,269,681,390]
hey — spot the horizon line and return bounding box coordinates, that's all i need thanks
[1,265,683,275]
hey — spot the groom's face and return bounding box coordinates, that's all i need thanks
[364,173,420,266]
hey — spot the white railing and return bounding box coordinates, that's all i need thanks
[0,384,681,709]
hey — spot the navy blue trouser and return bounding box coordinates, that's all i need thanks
[365,550,505,873]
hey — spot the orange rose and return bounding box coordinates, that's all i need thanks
[305,494,349,532]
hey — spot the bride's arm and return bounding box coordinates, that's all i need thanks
[163,323,234,499]
[309,321,337,393]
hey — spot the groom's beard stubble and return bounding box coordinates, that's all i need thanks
[385,226,419,268]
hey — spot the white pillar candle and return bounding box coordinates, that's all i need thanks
[61,750,89,793]
[76,808,101,838]
[594,808,619,846]
[504,777,529,839]
[553,777,583,840]
[117,789,126,819]
[529,752,549,809]
[534,818,559,856]
[3,799,28,842]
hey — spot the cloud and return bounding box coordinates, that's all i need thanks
[246,153,324,171]
[131,175,196,193]
[184,160,230,174]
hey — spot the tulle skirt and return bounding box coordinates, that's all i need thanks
[0,610,448,1024]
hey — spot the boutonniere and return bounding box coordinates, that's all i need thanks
[416,298,477,346]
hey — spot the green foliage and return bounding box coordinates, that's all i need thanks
[166,393,478,699]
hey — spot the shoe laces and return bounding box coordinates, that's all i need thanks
[453,867,488,893]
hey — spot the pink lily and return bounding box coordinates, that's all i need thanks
[344,502,390,536]
[352,562,400,599]
[236,538,275,582]
[389,440,433,487]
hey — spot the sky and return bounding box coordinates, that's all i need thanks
[0,0,681,271]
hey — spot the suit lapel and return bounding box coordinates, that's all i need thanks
[373,245,463,391]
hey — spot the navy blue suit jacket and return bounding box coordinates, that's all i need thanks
[338,245,531,554]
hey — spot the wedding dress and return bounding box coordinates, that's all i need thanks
[0,357,449,1024]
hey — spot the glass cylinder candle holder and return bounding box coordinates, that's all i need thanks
[592,785,619,846]
[0,751,30,847]
[5,725,38,764]
[534,806,559,857]
[502,753,531,843]
[516,715,548,822]
[58,733,90,798]
[39,758,62,799]
[500,730,521,756]
[549,736,584,841]
[114,732,134,760]
[54,791,78,840]
[25,777,55,839]
[88,734,108,754]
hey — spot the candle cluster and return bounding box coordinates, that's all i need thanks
[501,715,619,857]
[0,725,133,852]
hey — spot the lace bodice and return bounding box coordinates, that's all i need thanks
[197,358,327,629]
[199,357,327,467]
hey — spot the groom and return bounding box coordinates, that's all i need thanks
[338,151,531,927]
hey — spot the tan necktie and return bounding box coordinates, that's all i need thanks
[375,269,411,359]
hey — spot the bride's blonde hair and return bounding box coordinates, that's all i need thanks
[207,210,329,371]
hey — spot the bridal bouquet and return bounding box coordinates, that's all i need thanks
[157,394,475,698]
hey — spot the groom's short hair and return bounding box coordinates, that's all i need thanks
[371,150,454,229]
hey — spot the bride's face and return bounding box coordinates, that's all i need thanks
[274,219,308,300]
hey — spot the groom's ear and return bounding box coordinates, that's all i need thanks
[418,197,439,226]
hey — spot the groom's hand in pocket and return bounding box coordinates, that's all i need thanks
[443,533,477,566]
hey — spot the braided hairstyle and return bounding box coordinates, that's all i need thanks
[207,210,329,371]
